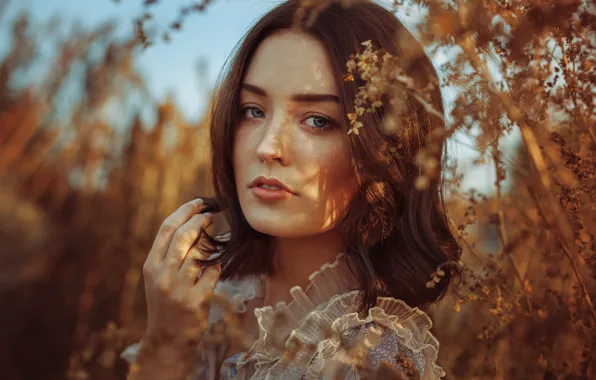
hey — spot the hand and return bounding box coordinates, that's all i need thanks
[140,198,221,358]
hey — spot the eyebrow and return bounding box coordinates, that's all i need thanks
[241,83,340,103]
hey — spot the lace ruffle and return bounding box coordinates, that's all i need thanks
[235,253,444,380]
[208,232,266,322]
[208,274,265,324]
[238,253,359,365]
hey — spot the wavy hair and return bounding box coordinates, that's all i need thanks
[198,0,461,312]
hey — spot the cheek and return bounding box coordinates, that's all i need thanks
[302,140,357,224]
[313,137,355,189]
[232,127,252,181]
[317,149,354,191]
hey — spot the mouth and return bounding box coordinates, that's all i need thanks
[249,176,294,192]
[248,176,297,201]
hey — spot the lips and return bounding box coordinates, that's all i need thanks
[248,176,295,195]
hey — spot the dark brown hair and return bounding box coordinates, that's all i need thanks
[199,0,461,311]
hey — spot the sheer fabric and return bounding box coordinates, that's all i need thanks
[121,253,445,379]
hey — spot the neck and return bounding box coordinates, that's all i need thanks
[262,229,344,307]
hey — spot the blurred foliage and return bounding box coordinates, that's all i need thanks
[0,0,595,379]
[0,8,213,380]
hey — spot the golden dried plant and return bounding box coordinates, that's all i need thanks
[0,0,594,379]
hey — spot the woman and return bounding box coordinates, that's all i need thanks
[123,1,460,379]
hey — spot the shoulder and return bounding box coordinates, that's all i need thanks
[208,274,264,324]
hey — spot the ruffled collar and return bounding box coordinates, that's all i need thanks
[212,252,358,314]
[253,252,361,323]
[213,253,445,379]
[245,252,360,359]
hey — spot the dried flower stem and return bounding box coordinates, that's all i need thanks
[491,144,525,286]
[557,237,596,320]
[525,174,596,321]
[459,33,593,319]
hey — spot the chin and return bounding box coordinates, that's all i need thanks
[247,217,304,238]
[244,212,324,238]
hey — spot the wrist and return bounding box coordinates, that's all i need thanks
[138,332,197,363]
[127,334,196,380]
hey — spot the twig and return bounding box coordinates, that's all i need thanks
[525,175,596,321]
[491,142,532,312]
[448,218,486,268]
[558,238,596,320]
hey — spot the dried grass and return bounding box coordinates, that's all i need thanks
[0,0,594,379]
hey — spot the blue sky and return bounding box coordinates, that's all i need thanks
[1,0,294,119]
[0,0,518,194]
[1,0,429,119]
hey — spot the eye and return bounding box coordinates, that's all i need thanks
[241,106,265,119]
[304,115,333,131]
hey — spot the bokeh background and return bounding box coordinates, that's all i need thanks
[0,0,594,379]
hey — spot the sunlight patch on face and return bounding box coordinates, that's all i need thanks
[320,185,356,231]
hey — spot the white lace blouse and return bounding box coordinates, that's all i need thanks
[121,253,445,379]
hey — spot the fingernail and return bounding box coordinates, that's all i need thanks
[203,212,213,219]
[193,198,203,206]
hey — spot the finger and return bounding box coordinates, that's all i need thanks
[163,212,214,272]
[145,198,205,268]
[190,264,221,306]
[178,244,209,283]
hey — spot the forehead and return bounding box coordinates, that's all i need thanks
[242,31,338,95]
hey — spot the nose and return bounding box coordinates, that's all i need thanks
[256,114,289,165]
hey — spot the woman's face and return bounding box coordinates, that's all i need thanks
[233,30,358,238]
